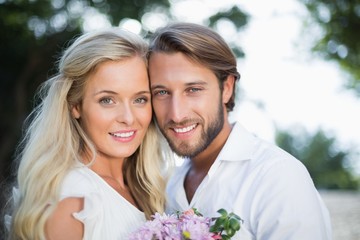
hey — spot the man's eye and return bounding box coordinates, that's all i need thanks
[156,90,168,96]
[189,88,201,93]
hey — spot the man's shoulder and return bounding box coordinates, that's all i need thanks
[226,125,306,175]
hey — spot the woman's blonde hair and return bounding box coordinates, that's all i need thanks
[8,28,167,239]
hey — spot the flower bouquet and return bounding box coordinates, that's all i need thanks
[128,208,242,240]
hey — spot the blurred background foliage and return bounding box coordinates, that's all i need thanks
[276,127,359,190]
[298,0,360,95]
[0,0,359,196]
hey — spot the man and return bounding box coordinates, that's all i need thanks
[148,22,331,239]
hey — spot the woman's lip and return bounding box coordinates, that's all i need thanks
[109,130,137,142]
[109,130,136,138]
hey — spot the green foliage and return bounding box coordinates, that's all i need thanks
[298,0,360,95]
[208,6,249,30]
[210,208,243,239]
[208,6,249,58]
[275,126,359,190]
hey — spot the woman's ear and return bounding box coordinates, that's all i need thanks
[71,104,81,119]
[222,75,235,104]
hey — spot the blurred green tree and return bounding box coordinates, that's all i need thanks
[276,126,359,190]
[0,0,248,184]
[298,0,360,95]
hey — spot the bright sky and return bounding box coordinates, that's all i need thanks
[231,1,360,145]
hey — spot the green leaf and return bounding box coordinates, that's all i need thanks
[226,228,235,236]
[192,208,203,216]
[210,209,243,237]
[217,208,228,216]
[221,235,230,240]
[230,218,241,231]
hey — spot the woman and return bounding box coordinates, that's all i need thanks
[6,28,169,239]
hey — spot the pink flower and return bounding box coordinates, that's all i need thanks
[183,209,195,216]
[129,208,242,240]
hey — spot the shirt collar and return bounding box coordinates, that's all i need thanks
[216,121,258,162]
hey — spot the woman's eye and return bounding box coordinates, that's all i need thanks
[134,97,148,104]
[99,98,113,105]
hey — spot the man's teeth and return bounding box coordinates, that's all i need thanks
[111,131,134,138]
[174,124,196,133]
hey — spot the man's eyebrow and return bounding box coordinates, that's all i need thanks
[150,84,166,91]
[184,81,207,86]
[151,81,208,90]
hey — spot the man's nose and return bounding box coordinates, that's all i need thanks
[168,95,188,123]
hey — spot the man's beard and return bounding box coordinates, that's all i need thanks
[159,99,224,158]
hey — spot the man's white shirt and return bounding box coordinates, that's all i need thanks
[166,122,332,239]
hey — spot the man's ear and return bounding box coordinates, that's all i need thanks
[71,104,81,119]
[222,75,235,104]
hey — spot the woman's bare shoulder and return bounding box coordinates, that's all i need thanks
[45,197,84,240]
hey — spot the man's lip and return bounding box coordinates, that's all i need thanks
[171,123,197,134]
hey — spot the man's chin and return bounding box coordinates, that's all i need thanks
[171,145,205,159]
[168,142,194,158]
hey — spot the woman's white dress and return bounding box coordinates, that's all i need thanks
[60,166,146,240]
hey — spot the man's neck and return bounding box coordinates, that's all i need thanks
[191,120,232,170]
[184,120,232,203]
